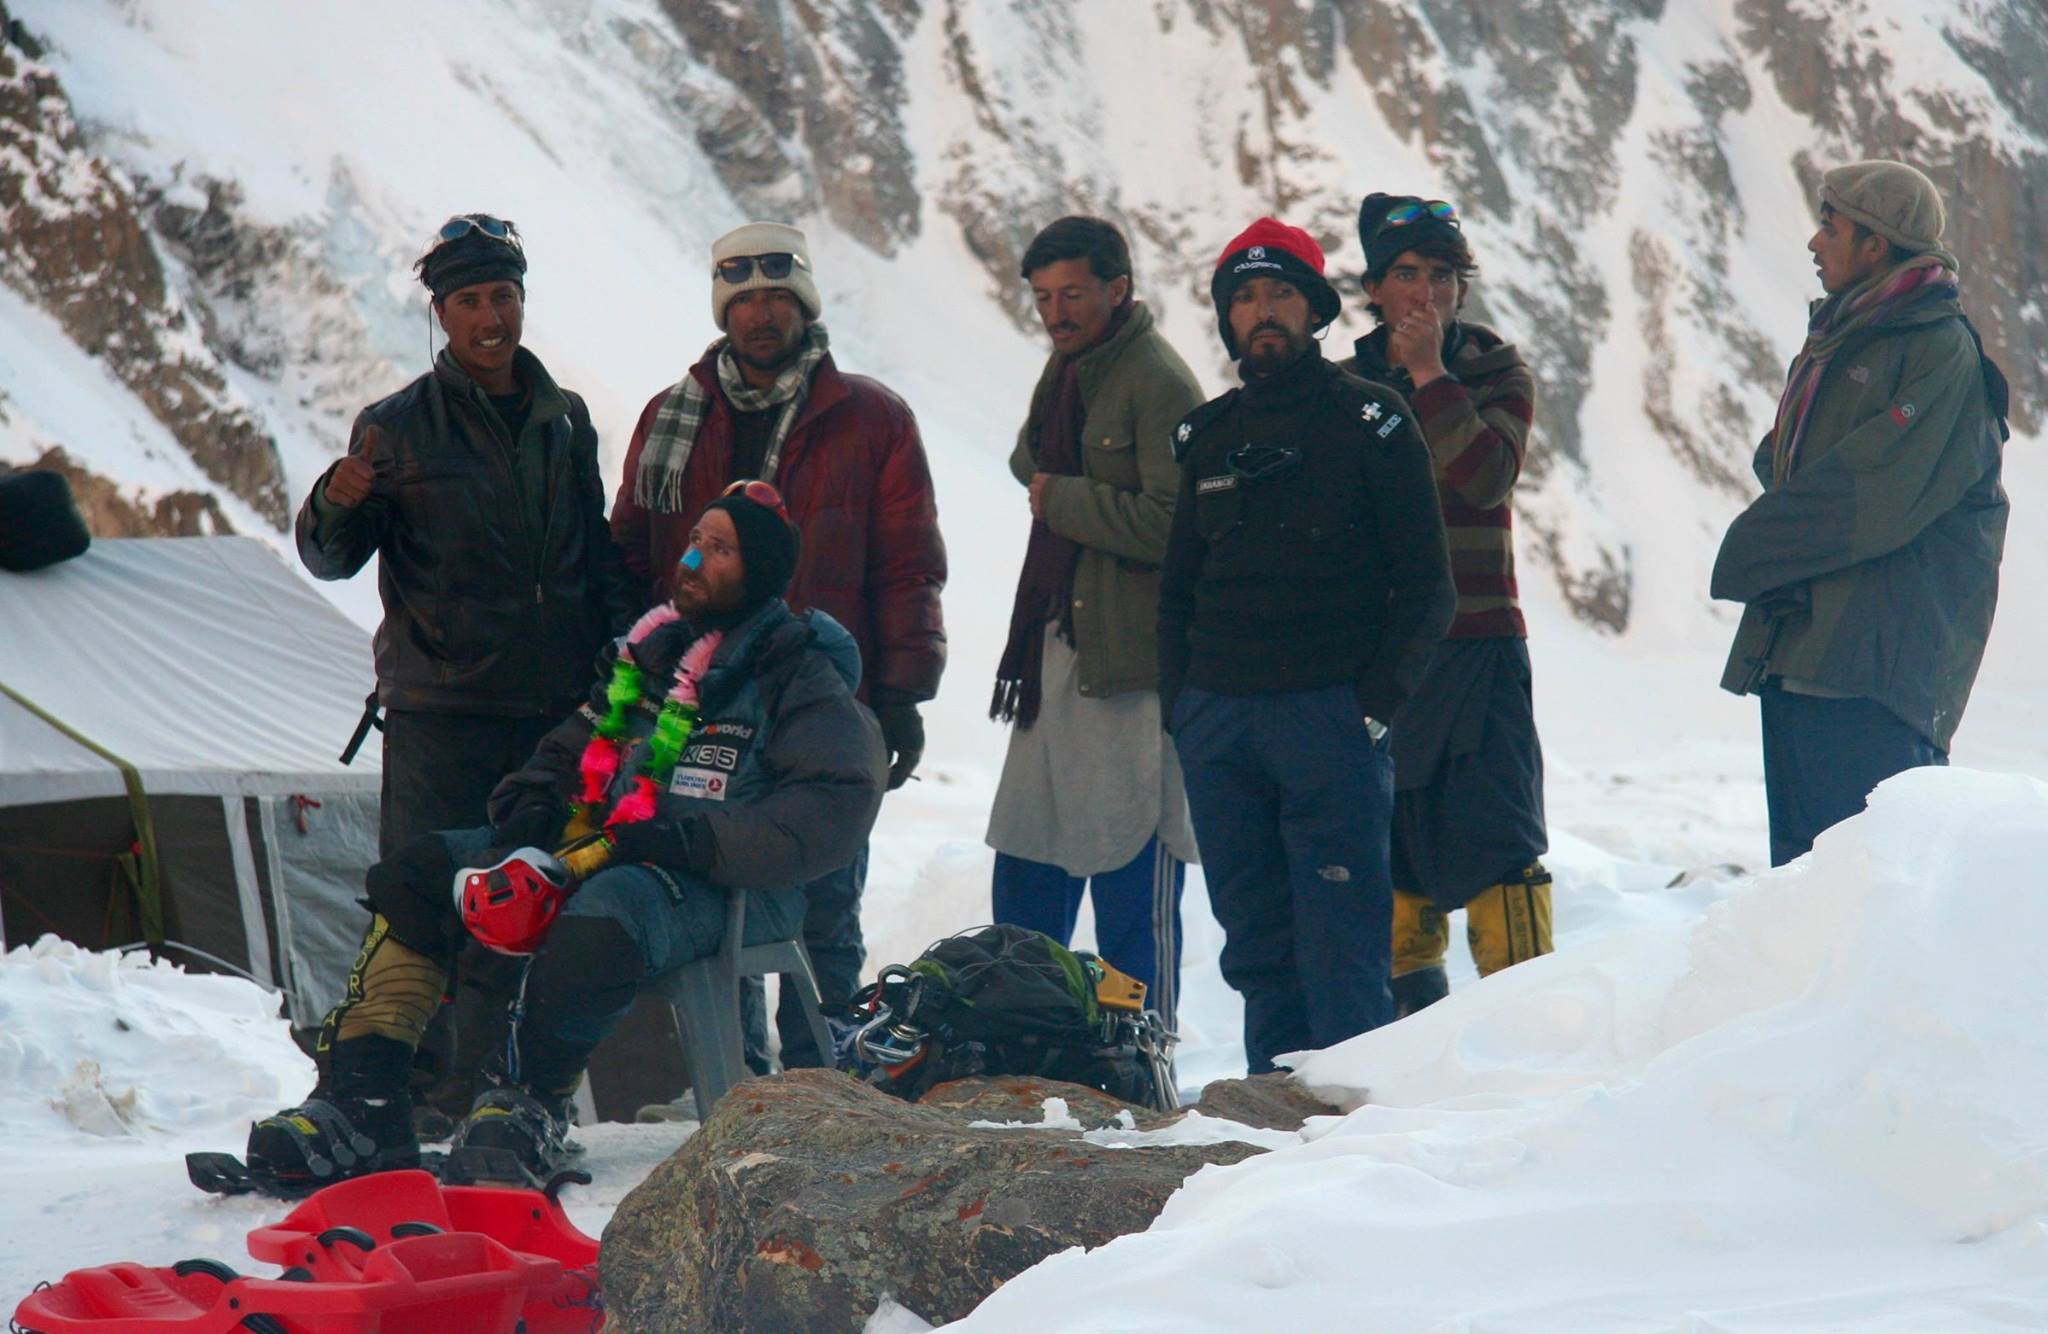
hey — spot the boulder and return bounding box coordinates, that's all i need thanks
[598,1068,1314,1332]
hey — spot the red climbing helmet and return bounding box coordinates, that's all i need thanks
[453,848,573,955]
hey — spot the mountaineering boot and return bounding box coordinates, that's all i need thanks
[1391,964,1450,1018]
[1466,863,1555,978]
[1390,889,1451,1017]
[245,1034,420,1187]
[447,1083,577,1184]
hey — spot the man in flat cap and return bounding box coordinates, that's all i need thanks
[1712,160,2010,865]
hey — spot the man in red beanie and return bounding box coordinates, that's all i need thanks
[1158,218,1453,1074]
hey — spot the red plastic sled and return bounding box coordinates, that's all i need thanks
[13,1231,555,1333]
[245,1169,600,1332]
[15,1171,602,1334]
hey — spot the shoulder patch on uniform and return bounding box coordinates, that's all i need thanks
[1173,394,1235,461]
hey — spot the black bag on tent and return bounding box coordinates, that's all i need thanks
[844,923,1179,1111]
[0,468,91,571]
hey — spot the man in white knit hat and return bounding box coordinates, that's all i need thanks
[612,221,947,1080]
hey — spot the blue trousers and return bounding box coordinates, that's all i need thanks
[414,827,803,1094]
[1760,683,1947,867]
[991,837,1186,1032]
[1171,683,1395,1074]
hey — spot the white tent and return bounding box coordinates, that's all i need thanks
[0,536,381,1025]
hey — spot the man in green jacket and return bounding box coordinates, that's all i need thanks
[1711,160,2008,866]
[987,216,1203,1032]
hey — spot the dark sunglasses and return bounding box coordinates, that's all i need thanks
[433,214,521,248]
[1380,199,1459,229]
[1226,443,1302,482]
[722,477,791,520]
[715,252,807,284]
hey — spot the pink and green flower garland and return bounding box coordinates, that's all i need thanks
[575,604,723,832]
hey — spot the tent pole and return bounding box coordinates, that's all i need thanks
[0,681,163,946]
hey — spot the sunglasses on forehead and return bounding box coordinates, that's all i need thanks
[432,214,522,249]
[1380,199,1459,229]
[722,477,791,518]
[715,252,808,284]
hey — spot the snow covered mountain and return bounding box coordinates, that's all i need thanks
[1,0,2039,643]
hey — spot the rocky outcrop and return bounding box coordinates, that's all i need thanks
[599,1069,1328,1332]
[657,0,922,255]
[18,447,232,537]
[1736,0,2046,434]
[0,27,288,525]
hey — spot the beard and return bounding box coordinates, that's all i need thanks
[733,327,804,375]
[1240,323,1310,374]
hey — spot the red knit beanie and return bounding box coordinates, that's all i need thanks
[1210,218,1341,358]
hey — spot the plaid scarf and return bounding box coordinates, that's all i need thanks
[632,323,832,512]
[1771,255,1956,484]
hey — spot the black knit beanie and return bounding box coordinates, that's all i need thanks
[706,494,801,608]
[418,227,527,302]
[1358,193,1469,279]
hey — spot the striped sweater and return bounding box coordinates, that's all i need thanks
[1340,322,1534,639]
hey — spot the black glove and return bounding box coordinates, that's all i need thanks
[873,701,925,791]
[609,813,715,875]
[493,792,567,851]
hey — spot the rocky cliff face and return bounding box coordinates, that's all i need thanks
[0,0,2036,632]
[0,11,285,529]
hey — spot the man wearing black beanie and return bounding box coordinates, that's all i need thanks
[243,482,884,1189]
[1159,218,1454,1074]
[295,213,633,1127]
[1339,193,1554,1018]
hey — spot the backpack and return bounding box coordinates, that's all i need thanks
[844,924,1179,1112]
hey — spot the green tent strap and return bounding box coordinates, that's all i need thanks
[0,680,163,946]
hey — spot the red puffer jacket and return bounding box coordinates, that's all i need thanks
[610,350,947,704]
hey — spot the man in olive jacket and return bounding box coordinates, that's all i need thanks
[1711,161,2008,866]
[987,217,1203,1032]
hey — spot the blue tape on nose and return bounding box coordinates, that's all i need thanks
[679,548,703,571]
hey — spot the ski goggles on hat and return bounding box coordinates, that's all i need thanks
[1379,199,1459,229]
[721,477,792,520]
[715,251,809,284]
[431,213,522,249]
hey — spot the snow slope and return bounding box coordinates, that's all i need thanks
[11,770,2048,1330]
[959,768,2048,1331]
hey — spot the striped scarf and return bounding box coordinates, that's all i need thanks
[1771,255,1956,484]
[632,323,831,512]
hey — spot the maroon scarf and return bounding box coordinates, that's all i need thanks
[990,303,1132,726]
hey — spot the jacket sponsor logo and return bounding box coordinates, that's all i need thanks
[1361,401,1383,422]
[1197,474,1238,494]
[1848,365,1871,384]
[698,722,755,741]
[1176,422,1193,444]
[1890,402,1917,425]
[681,742,742,771]
[1375,413,1405,439]
[670,768,729,801]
